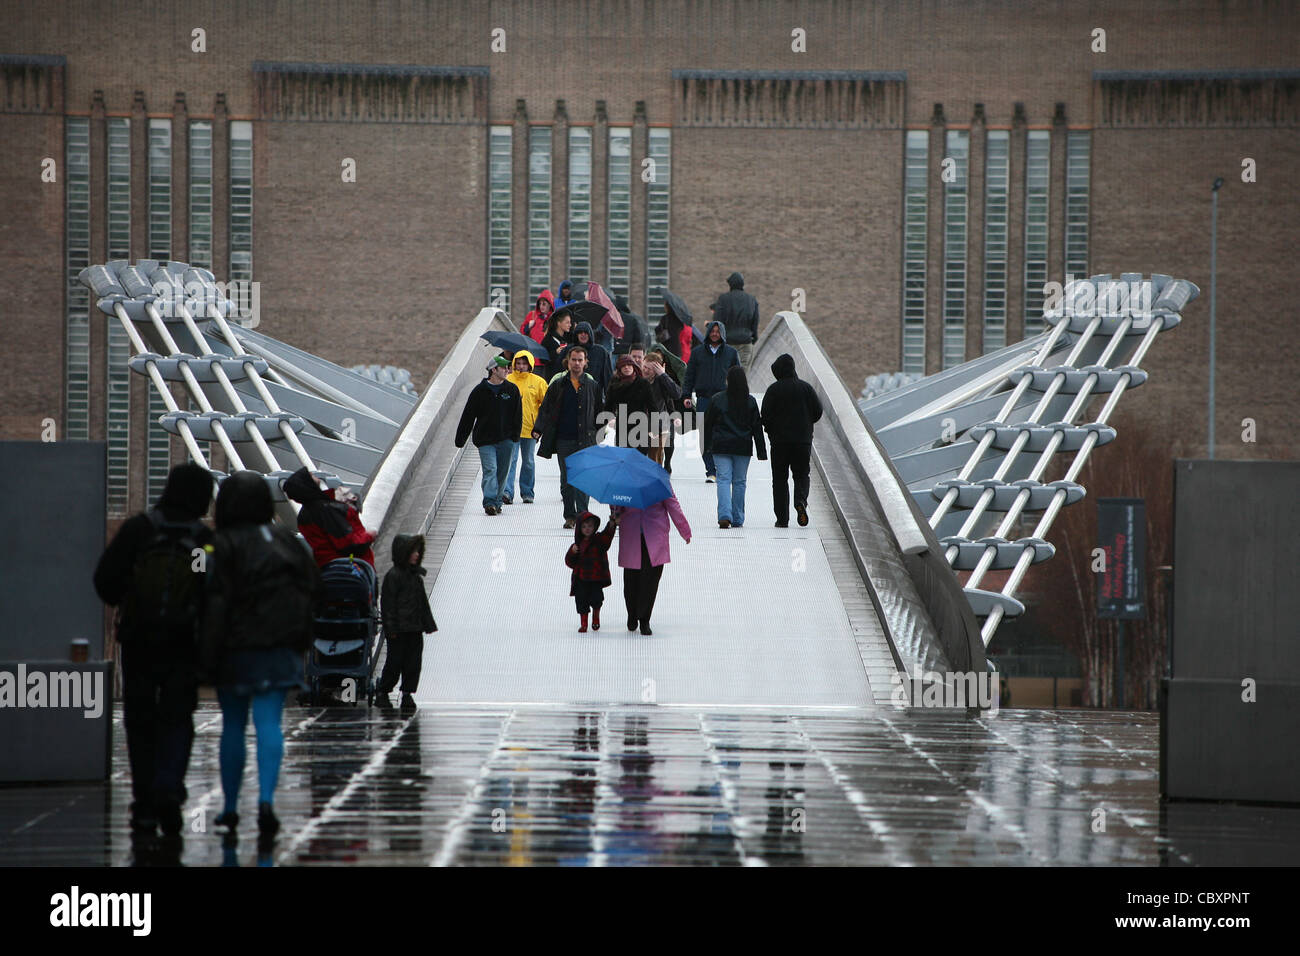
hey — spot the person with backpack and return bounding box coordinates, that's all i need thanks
[703,365,768,528]
[94,463,215,838]
[376,533,437,709]
[199,471,320,839]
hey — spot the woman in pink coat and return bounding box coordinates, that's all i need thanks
[611,492,691,635]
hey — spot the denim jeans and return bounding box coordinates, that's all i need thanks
[714,454,751,526]
[504,435,536,501]
[477,440,514,508]
[695,393,716,477]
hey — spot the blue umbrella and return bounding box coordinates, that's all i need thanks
[479,330,549,359]
[564,445,672,510]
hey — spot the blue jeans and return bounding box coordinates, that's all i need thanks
[714,454,751,526]
[478,440,515,508]
[696,394,716,477]
[504,436,536,501]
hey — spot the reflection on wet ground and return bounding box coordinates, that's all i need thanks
[2,704,1297,866]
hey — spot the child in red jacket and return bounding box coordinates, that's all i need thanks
[565,510,619,632]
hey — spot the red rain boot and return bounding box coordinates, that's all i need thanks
[579,613,588,633]
[592,607,601,630]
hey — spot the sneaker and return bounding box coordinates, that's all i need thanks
[564,518,576,529]
[257,803,280,838]
[522,497,534,504]
[718,519,731,529]
[501,497,514,505]
[796,503,809,527]
[484,504,495,515]
[706,475,716,483]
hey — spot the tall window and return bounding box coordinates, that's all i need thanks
[65,118,91,442]
[527,126,552,300]
[106,117,132,513]
[902,130,928,374]
[607,128,632,300]
[568,127,591,283]
[645,128,671,320]
[983,130,1010,354]
[942,130,969,370]
[148,119,172,259]
[1065,131,1091,281]
[147,119,173,503]
[1023,130,1050,336]
[189,120,213,270]
[487,125,512,313]
[229,120,253,282]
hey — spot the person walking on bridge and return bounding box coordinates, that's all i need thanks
[503,350,548,504]
[611,491,691,636]
[703,365,767,528]
[761,353,823,528]
[683,320,740,482]
[535,346,604,528]
[455,355,523,516]
[713,272,760,368]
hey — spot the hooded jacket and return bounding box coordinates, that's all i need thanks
[761,353,824,445]
[554,279,577,310]
[506,351,549,436]
[560,321,611,393]
[613,295,648,355]
[564,511,616,592]
[535,368,603,459]
[683,320,740,399]
[455,374,523,449]
[382,533,437,635]
[519,289,555,344]
[93,463,215,641]
[283,466,376,568]
[703,388,768,460]
[713,272,760,346]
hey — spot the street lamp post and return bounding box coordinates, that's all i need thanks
[1209,177,1224,460]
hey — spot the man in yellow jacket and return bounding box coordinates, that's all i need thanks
[503,350,549,504]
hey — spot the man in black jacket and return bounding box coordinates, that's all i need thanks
[683,320,740,481]
[455,355,523,515]
[760,353,824,527]
[376,533,437,709]
[93,462,214,837]
[713,271,760,368]
[558,320,611,393]
[534,346,604,527]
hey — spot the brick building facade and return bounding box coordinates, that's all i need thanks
[2,0,1297,528]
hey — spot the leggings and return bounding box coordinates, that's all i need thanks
[217,688,287,813]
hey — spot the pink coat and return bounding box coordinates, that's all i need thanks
[613,494,692,569]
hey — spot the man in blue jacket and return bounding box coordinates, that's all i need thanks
[455,355,523,515]
[683,320,740,481]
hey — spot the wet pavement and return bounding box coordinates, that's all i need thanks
[3,703,1297,866]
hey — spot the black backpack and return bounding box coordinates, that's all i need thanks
[124,509,208,641]
[221,525,319,652]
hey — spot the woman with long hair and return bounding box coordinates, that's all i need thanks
[702,365,767,528]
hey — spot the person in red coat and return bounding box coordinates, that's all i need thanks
[519,289,555,345]
[611,491,691,635]
[565,510,619,632]
[282,467,375,569]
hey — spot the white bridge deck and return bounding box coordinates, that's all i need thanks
[411,412,896,711]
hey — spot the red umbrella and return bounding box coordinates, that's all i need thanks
[584,281,625,339]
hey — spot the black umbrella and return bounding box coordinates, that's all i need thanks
[659,288,705,343]
[479,330,549,359]
[551,300,608,327]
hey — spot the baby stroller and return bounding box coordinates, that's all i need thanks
[305,557,383,706]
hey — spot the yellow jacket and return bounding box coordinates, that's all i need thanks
[507,351,549,437]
